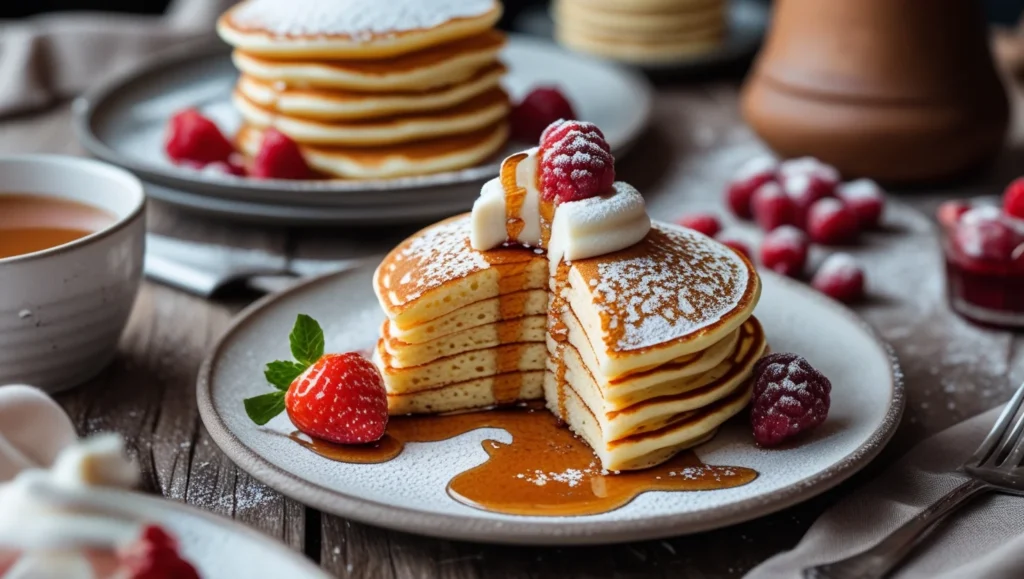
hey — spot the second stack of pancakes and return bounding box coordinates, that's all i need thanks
[217,0,510,179]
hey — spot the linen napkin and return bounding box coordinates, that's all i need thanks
[0,0,234,118]
[747,404,1024,579]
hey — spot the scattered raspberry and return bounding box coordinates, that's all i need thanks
[837,178,885,228]
[1003,177,1024,220]
[726,156,777,219]
[252,128,312,180]
[716,235,753,261]
[807,198,860,245]
[511,87,577,143]
[952,206,1020,262]
[676,213,721,237]
[751,181,796,232]
[120,525,200,579]
[811,253,866,303]
[760,225,809,277]
[781,172,835,229]
[539,120,615,203]
[750,353,831,447]
[937,200,972,229]
[165,109,234,166]
[777,157,841,184]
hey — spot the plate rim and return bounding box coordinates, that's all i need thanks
[196,264,905,545]
[72,35,653,199]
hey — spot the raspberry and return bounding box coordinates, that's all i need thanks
[511,87,577,143]
[751,181,796,232]
[778,157,840,184]
[837,178,885,228]
[781,172,835,229]
[716,235,753,261]
[676,213,721,237]
[811,253,866,303]
[807,198,860,245]
[120,525,200,579]
[750,353,831,447]
[726,156,777,219]
[539,120,615,203]
[1003,177,1024,220]
[165,109,235,166]
[252,128,312,180]
[937,200,972,230]
[952,206,1020,262]
[760,225,809,277]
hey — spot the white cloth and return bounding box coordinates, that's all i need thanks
[0,0,233,117]
[747,405,1024,579]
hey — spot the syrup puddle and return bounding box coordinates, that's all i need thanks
[290,403,757,517]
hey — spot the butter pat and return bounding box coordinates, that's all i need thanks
[548,182,650,264]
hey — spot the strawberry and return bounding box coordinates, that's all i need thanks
[120,525,200,579]
[243,314,388,444]
[165,109,235,166]
[252,128,312,180]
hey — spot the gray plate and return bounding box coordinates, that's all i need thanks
[73,36,653,223]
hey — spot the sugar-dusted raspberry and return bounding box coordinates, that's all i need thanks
[750,353,832,447]
[726,156,777,219]
[676,213,721,237]
[252,128,312,180]
[716,235,753,261]
[837,178,885,228]
[539,120,615,203]
[1003,177,1024,220]
[953,206,1020,262]
[778,157,841,184]
[120,525,200,579]
[807,198,860,245]
[751,181,796,232]
[760,225,809,277]
[781,171,835,229]
[811,253,866,303]
[165,109,235,166]
[937,200,971,230]
[511,87,577,143]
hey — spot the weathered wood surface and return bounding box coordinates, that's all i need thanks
[0,80,1020,577]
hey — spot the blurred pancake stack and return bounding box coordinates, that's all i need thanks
[217,0,510,179]
[553,0,726,64]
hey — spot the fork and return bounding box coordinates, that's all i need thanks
[804,382,1024,579]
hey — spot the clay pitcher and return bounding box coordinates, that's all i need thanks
[741,0,1009,184]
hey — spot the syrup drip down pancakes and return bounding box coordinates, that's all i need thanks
[217,0,509,179]
[372,130,764,471]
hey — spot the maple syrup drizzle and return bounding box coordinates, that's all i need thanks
[292,403,757,517]
[501,152,529,241]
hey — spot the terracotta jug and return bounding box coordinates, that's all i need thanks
[741,0,1009,184]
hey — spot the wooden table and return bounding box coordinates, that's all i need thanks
[4,80,1023,578]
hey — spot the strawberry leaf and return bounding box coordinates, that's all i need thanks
[243,391,286,426]
[265,360,306,391]
[289,314,324,366]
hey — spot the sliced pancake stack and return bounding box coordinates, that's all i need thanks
[553,0,726,64]
[216,0,510,179]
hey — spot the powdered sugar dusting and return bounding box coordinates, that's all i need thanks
[816,253,863,282]
[765,225,808,252]
[732,155,777,182]
[837,178,883,201]
[229,0,494,38]
[383,216,489,307]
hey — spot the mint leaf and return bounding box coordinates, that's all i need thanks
[265,360,307,391]
[289,314,324,366]
[243,391,286,426]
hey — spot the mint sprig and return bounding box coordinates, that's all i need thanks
[244,314,325,425]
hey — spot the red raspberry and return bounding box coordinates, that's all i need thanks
[676,213,721,237]
[937,200,972,230]
[778,156,840,185]
[726,156,777,219]
[716,235,753,261]
[750,353,831,447]
[811,253,866,303]
[836,178,886,228]
[539,121,615,203]
[120,525,200,579]
[760,225,809,277]
[781,172,835,229]
[165,109,235,166]
[1003,177,1024,220]
[807,198,860,245]
[252,128,312,180]
[751,181,796,232]
[952,206,1020,262]
[511,87,577,143]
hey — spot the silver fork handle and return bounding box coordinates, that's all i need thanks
[803,478,991,579]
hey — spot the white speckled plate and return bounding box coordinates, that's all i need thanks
[198,265,903,545]
[107,492,328,578]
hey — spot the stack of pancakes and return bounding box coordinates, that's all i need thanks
[216,0,510,179]
[553,0,726,64]
[373,215,765,471]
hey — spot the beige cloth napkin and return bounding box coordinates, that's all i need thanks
[0,0,234,117]
[747,404,1024,579]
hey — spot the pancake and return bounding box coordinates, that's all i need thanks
[374,341,548,394]
[566,0,721,12]
[234,88,510,147]
[218,0,503,60]
[387,289,549,345]
[381,315,547,367]
[230,31,506,92]
[236,122,508,179]
[236,64,506,121]
[556,28,724,64]
[388,371,544,415]
[555,0,724,35]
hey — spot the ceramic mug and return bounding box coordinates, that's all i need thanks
[0,156,146,393]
